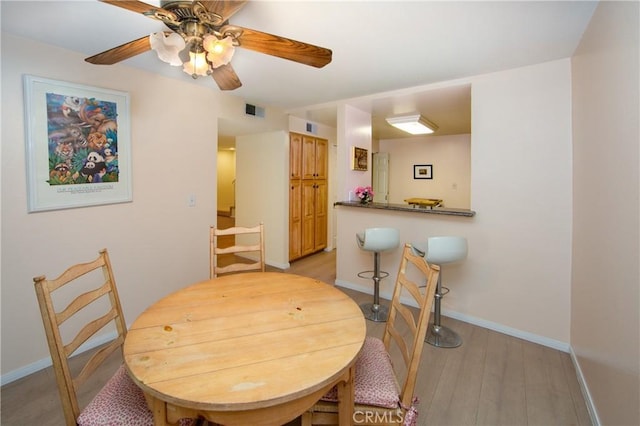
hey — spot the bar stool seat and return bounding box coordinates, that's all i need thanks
[419,236,468,348]
[356,228,400,322]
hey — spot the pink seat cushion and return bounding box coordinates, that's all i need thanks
[77,364,196,426]
[321,336,400,408]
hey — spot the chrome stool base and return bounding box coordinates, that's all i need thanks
[426,324,462,348]
[426,270,463,349]
[358,257,391,323]
[356,228,400,324]
[360,302,389,322]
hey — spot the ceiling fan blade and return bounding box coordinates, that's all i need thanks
[200,1,247,22]
[99,0,161,15]
[99,0,179,25]
[232,26,332,68]
[85,35,151,65]
[211,64,243,90]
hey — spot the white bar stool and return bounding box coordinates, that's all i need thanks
[356,228,400,322]
[419,236,468,348]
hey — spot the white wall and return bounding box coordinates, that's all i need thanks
[337,59,573,349]
[235,131,289,269]
[338,104,373,201]
[0,34,289,383]
[571,2,640,425]
[380,133,471,208]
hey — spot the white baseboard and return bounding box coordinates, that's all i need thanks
[569,347,600,426]
[267,260,290,270]
[335,279,569,352]
[1,331,118,386]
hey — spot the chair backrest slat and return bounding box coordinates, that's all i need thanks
[33,248,127,426]
[56,280,111,325]
[210,222,265,278]
[382,244,440,409]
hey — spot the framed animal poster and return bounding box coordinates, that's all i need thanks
[23,75,132,212]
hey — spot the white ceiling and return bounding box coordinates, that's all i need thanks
[1,1,597,139]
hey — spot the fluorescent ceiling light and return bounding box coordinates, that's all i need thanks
[386,113,438,135]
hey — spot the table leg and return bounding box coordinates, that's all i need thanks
[337,365,355,425]
[151,396,170,426]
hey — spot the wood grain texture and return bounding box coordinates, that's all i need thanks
[210,64,242,91]
[201,1,247,22]
[209,222,263,277]
[234,26,332,68]
[85,35,151,65]
[124,272,366,425]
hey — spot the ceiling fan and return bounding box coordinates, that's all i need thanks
[85,0,333,90]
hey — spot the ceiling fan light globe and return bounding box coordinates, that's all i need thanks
[182,51,209,78]
[149,32,186,66]
[203,35,235,68]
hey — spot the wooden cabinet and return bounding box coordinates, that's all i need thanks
[289,132,328,261]
[313,180,327,251]
[289,180,302,260]
[289,133,302,180]
[302,136,327,180]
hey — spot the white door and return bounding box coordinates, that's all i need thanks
[372,152,389,203]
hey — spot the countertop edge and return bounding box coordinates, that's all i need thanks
[334,201,476,217]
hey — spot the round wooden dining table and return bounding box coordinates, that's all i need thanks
[123,272,366,426]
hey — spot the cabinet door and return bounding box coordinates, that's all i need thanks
[289,133,302,180]
[301,180,316,256]
[314,180,327,251]
[314,139,328,180]
[301,136,317,180]
[289,180,302,260]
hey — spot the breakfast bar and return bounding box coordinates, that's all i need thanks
[333,201,475,308]
[334,200,476,217]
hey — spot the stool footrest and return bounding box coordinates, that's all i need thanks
[357,270,390,280]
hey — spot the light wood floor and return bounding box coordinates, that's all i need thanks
[1,226,592,426]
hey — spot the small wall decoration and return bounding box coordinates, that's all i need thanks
[23,75,132,212]
[413,164,433,179]
[351,146,368,171]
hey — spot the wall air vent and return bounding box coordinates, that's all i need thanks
[245,103,265,118]
[306,122,318,134]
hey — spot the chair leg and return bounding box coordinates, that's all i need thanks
[425,271,462,348]
[300,412,313,426]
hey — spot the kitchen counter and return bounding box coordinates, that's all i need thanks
[334,200,476,217]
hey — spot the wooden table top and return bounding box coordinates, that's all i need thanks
[123,272,366,422]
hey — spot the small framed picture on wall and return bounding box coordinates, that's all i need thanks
[413,164,433,179]
[351,146,368,171]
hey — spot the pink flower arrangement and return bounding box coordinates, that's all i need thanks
[355,186,374,203]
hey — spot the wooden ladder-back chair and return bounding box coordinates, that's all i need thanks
[33,249,197,426]
[302,244,440,426]
[209,222,265,278]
